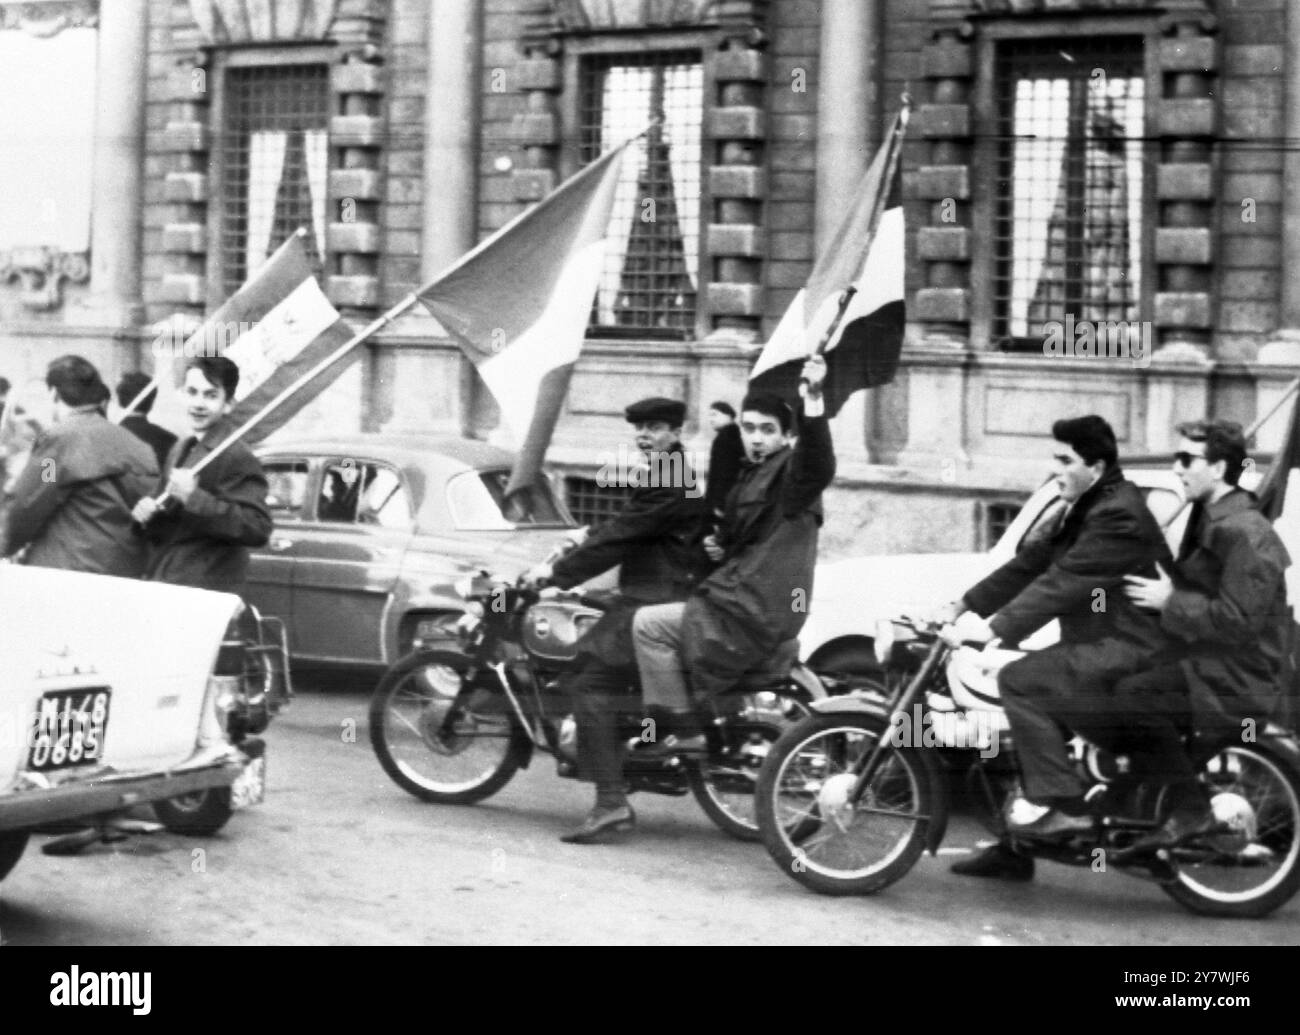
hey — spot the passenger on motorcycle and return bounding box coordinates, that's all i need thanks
[521,397,712,844]
[941,415,1173,880]
[631,355,835,761]
[1115,419,1292,855]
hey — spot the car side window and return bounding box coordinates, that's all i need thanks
[317,461,412,530]
[264,460,310,521]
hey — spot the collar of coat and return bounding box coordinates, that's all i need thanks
[1202,485,1258,522]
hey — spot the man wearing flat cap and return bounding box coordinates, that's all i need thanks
[523,395,712,843]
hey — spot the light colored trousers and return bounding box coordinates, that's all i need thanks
[632,601,693,711]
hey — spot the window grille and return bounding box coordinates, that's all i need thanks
[579,51,703,336]
[219,64,330,298]
[565,476,635,527]
[992,39,1145,350]
[985,500,1022,550]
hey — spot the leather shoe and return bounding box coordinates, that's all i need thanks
[950,842,1035,881]
[1008,808,1094,839]
[560,803,635,844]
[633,733,708,760]
[1114,808,1223,860]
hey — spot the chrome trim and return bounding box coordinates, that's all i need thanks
[488,661,539,747]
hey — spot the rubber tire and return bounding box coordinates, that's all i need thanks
[756,712,933,896]
[153,788,235,836]
[0,832,29,881]
[369,649,532,805]
[1162,741,1300,919]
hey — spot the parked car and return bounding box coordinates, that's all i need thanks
[247,434,587,669]
[0,565,282,882]
[797,463,1270,682]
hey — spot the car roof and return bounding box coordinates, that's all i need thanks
[256,433,517,476]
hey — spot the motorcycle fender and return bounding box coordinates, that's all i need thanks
[806,695,951,855]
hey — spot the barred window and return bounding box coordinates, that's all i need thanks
[579,51,703,337]
[565,476,634,527]
[993,39,1145,350]
[218,64,330,298]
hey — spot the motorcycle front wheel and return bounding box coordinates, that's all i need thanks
[1161,739,1300,918]
[369,650,532,805]
[756,713,933,895]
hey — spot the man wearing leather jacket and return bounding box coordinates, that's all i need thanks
[1115,419,1291,855]
[944,415,1173,880]
[522,397,712,844]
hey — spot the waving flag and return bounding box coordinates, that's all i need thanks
[749,107,909,413]
[417,142,630,496]
[142,231,354,441]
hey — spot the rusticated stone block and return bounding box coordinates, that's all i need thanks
[512,168,557,202]
[925,42,972,78]
[1156,228,1213,265]
[915,165,969,200]
[328,275,382,308]
[160,273,204,306]
[1155,291,1212,328]
[161,122,208,152]
[709,166,766,198]
[514,111,559,146]
[333,62,384,94]
[1159,37,1217,72]
[328,222,380,253]
[1157,99,1216,137]
[918,227,970,261]
[712,107,766,140]
[708,225,763,257]
[707,282,764,317]
[330,115,384,147]
[714,49,767,83]
[917,105,970,138]
[514,58,560,92]
[330,169,383,200]
[915,287,969,323]
[164,172,208,202]
[162,223,206,253]
[1156,163,1213,199]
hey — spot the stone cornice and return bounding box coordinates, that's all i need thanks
[0,1,98,37]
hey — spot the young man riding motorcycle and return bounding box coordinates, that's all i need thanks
[942,415,1173,880]
[630,355,835,761]
[1113,419,1292,856]
[521,397,713,844]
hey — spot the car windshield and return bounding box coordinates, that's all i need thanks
[446,470,572,530]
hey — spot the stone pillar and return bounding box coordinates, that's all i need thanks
[422,0,482,280]
[83,0,148,328]
[815,0,880,465]
[1256,0,1300,446]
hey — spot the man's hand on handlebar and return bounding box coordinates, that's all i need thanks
[939,610,995,648]
[519,561,553,590]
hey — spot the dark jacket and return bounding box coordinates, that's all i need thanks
[1164,488,1291,728]
[963,465,1172,649]
[550,443,711,666]
[4,410,158,577]
[120,413,179,471]
[142,418,272,594]
[696,408,836,643]
[705,423,744,516]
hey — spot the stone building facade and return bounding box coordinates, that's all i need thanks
[2,0,1297,557]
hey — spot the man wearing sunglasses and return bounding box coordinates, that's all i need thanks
[1115,420,1291,854]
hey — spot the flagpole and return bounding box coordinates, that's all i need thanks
[808,97,911,361]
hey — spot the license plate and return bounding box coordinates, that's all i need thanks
[27,688,111,772]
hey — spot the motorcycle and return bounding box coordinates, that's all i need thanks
[755,616,1300,918]
[368,572,826,840]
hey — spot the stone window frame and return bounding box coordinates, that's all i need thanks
[203,43,336,311]
[967,12,1164,355]
[555,29,721,344]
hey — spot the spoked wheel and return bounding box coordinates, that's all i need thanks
[369,650,532,805]
[1161,741,1300,918]
[688,687,819,842]
[757,713,933,895]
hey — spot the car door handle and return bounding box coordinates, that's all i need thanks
[268,537,295,553]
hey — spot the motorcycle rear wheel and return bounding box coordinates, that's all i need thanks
[757,713,933,895]
[1161,740,1300,918]
[687,685,820,842]
[370,649,532,805]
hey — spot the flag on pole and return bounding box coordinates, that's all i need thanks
[1257,388,1300,523]
[748,108,909,414]
[146,231,354,442]
[416,142,630,496]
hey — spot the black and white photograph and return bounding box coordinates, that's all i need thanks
[0,0,1297,982]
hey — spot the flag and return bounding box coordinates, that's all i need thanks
[145,231,355,442]
[1257,387,1300,522]
[416,142,630,496]
[748,108,909,414]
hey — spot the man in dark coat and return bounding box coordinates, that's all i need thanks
[705,400,744,518]
[131,357,272,595]
[3,356,158,577]
[947,415,1173,879]
[523,396,712,843]
[116,371,178,470]
[1116,419,1291,852]
[632,355,835,748]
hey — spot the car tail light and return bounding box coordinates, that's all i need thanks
[198,674,240,746]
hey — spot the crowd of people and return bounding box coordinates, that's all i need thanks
[0,354,271,596]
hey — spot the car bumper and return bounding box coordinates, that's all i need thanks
[0,747,250,833]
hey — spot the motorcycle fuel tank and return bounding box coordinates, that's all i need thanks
[521,601,604,662]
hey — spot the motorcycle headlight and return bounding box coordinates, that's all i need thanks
[873,619,896,668]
